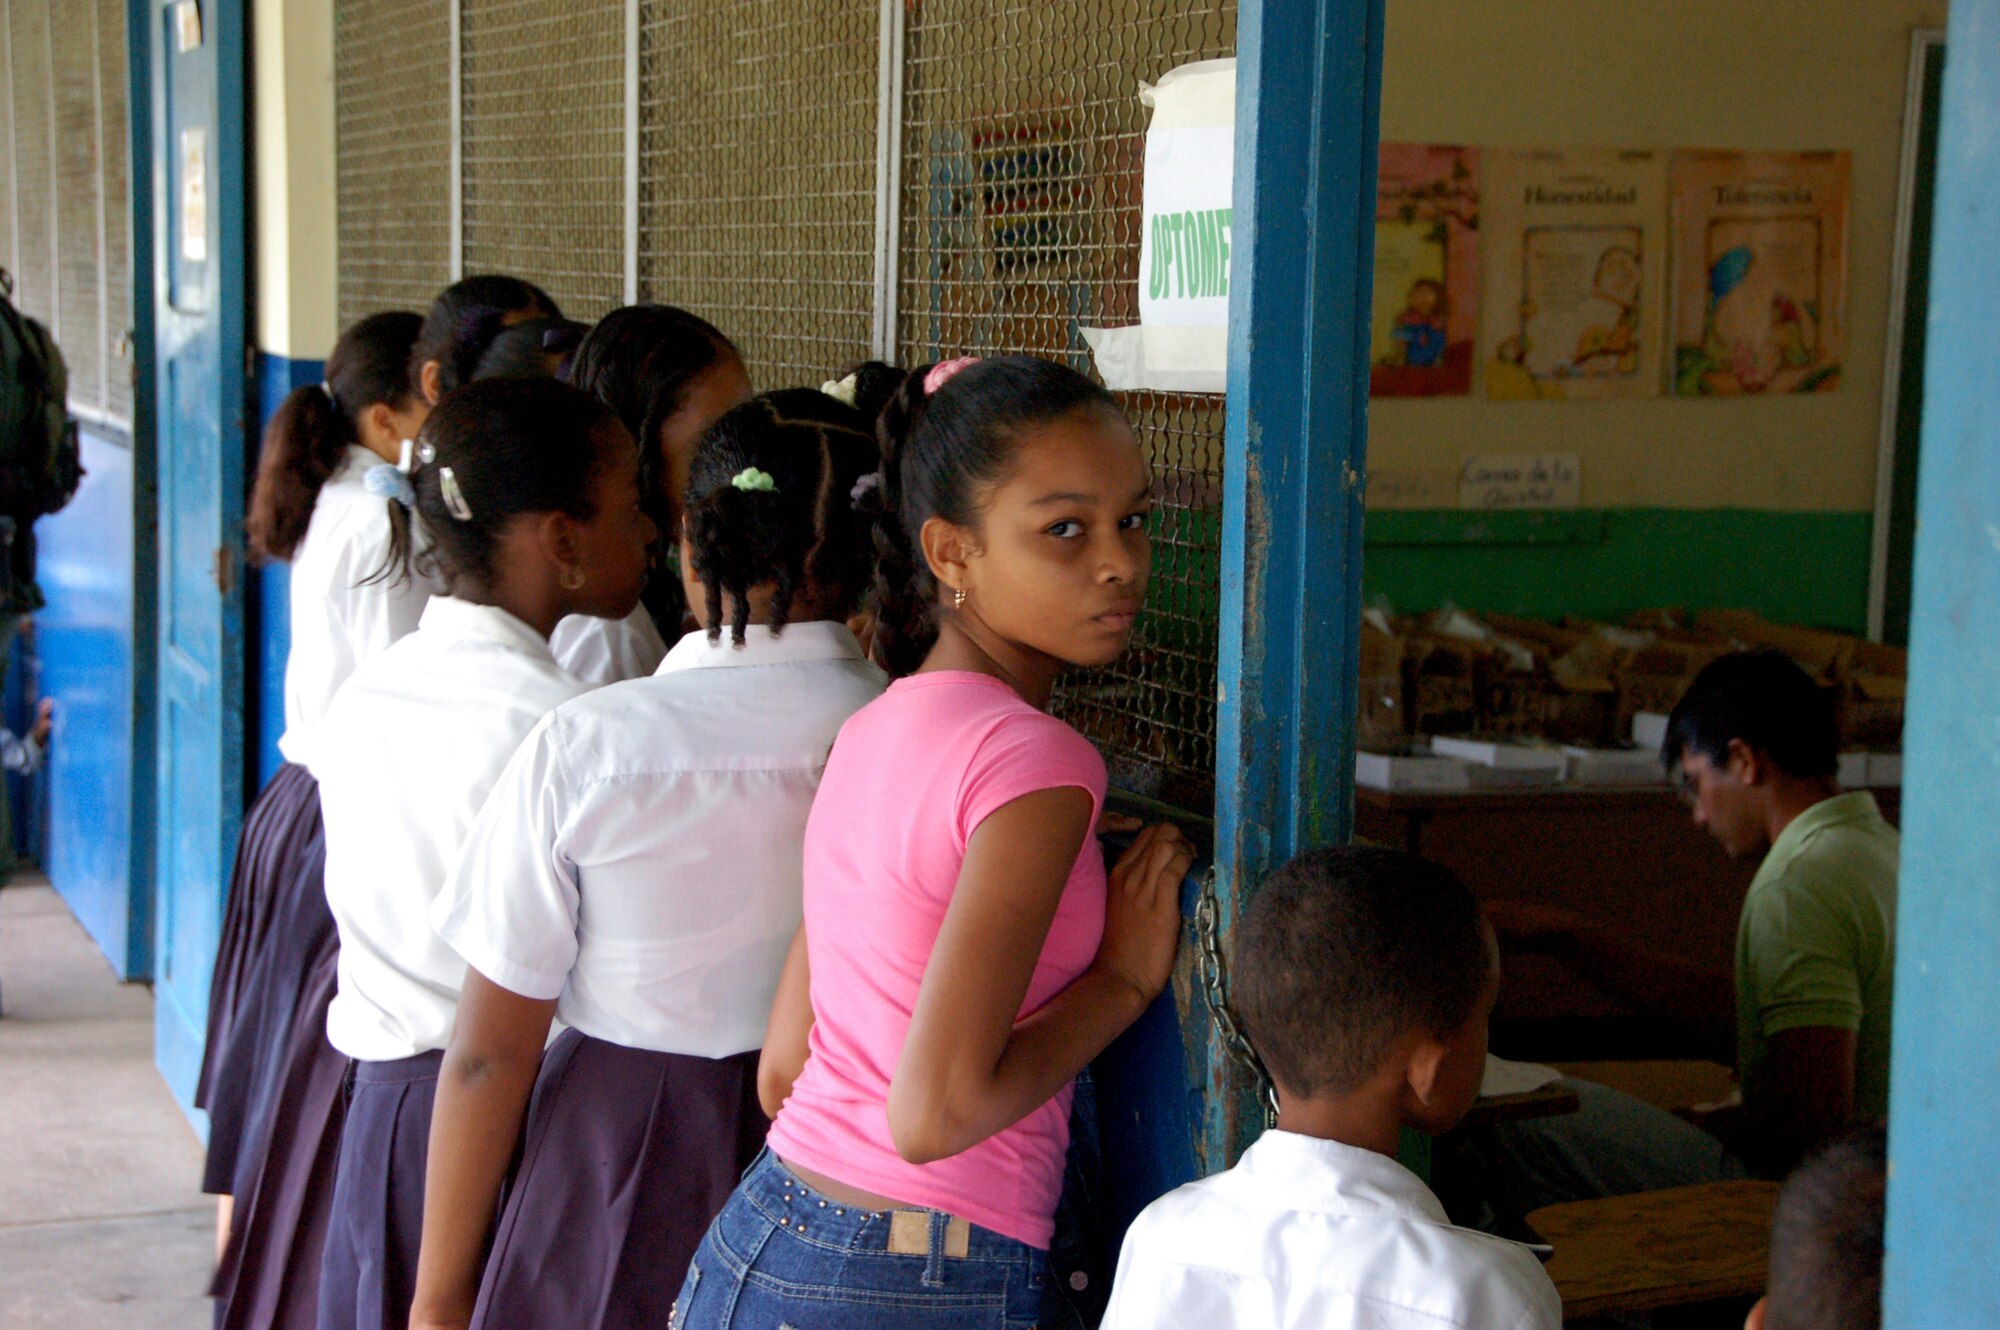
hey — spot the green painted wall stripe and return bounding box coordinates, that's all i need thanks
[1361,508,1874,633]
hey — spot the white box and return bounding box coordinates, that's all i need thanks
[1463,762,1564,789]
[1430,735,1571,774]
[1838,752,1870,788]
[1356,751,1471,793]
[1865,752,1903,788]
[1630,711,1670,754]
[1562,745,1670,787]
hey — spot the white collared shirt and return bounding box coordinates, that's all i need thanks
[278,446,435,770]
[318,597,590,1062]
[1102,1130,1561,1330]
[549,604,670,686]
[433,621,885,1059]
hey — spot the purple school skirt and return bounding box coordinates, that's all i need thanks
[317,1050,446,1330]
[197,760,331,1196]
[208,934,349,1330]
[469,1030,768,1330]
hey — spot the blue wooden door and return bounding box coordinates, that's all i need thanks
[147,0,247,1113]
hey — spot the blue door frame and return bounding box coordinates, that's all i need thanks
[1883,0,2000,1322]
[1208,0,1384,1166]
[143,0,249,1117]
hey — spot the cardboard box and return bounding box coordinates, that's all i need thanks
[1402,632,1486,737]
[1356,621,1408,750]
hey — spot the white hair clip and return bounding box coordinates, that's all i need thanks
[850,471,882,508]
[820,373,860,408]
[439,466,474,521]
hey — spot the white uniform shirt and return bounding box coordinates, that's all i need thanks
[1102,1131,1561,1330]
[549,604,669,686]
[278,446,434,770]
[318,597,590,1062]
[433,621,885,1059]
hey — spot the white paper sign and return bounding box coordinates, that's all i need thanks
[180,128,208,264]
[1458,454,1581,510]
[1084,58,1235,394]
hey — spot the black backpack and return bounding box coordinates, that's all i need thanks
[0,269,83,522]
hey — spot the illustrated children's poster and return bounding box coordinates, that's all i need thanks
[1481,148,1667,400]
[1371,144,1479,397]
[1669,150,1849,396]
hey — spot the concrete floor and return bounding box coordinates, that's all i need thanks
[0,876,212,1329]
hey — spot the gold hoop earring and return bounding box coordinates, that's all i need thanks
[953,585,966,611]
[559,568,586,591]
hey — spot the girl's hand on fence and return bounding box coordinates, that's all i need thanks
[1096,823,1194,1006]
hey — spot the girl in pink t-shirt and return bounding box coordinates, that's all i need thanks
[675,355,1194,1330]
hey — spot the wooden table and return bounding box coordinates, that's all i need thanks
[1528,1180,1781,1321]
[1461,1084,1582,1129]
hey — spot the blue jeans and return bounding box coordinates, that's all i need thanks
[674,1152,1050,1330]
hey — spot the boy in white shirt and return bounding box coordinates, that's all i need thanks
[1102,845,1561,1330]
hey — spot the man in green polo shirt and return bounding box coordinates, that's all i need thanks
[1671,651,1898,1159]
[1465,651,1896,1219]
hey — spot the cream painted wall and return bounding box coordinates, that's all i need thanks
[1369,0,1948,511]
[254,0,338,359]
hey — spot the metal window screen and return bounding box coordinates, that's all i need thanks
[460,0,625,318]
[896,1,1235,813]
[336,0,452,327]
[97,0,131,421]
[52,6,103,414]
[8,0,53,327]
[637,0,877,387]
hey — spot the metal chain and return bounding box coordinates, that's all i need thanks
[1193,868,1279,1129]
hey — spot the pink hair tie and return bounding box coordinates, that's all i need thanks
[924,356,981,396]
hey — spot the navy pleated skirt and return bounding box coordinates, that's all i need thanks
[468,1031,768,1330]
[197,760,332,1197]
[317,1050,446,1330]
[208,934,349,1330]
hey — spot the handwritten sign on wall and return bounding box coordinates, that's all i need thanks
[1459,454,1582,510]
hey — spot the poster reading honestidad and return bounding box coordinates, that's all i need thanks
[1481,147,1668,400]
[1669,150,1850,396]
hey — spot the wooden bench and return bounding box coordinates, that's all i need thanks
[1528,1180,1781,1321]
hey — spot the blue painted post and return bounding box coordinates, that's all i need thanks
[1883,3,2000,1325]
[1209,0,1384,1168]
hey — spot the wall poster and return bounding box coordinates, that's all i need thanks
[1669,150,1850,396]
[1371,144,1479,397]
[1481,148,1667,400]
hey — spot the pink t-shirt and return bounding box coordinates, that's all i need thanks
[766,671,1108,1248]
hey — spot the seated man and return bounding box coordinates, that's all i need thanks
[1101,845,1560,1330]
[1749,1123,1887,1330]
[1486,650,1896,1196]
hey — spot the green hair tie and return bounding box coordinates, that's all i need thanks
[730,467,777,494]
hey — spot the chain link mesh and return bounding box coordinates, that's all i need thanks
[52,6,103,413]
[896,1,1234,812]
[637,0,878,387]
[97,0,131,421]
[336,0,452,327]
[7,0,54,328]
[460,0,625,318]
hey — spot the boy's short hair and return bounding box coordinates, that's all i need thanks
[1663,650,1838,780]
[1235,845,1489,1099]
[1766,1124,1886,1330]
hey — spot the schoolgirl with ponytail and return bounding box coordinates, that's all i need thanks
[409,389,885,1330]
[677,355,1194,1330]
[312,378,653,1330]
[201,310,427,1330]
[555,304,753,680]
